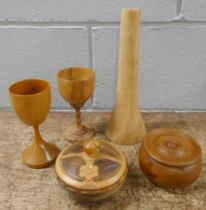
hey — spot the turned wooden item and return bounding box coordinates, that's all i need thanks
[9,79,60,169]
[139,129,201,188]
[57,67,95,143]
[55,137,128,202]
[105,8,146,145]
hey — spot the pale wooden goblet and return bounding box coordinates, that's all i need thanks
[9,79,60,169]
[57,67,95,143]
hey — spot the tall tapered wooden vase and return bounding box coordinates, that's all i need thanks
[105,8,146,145]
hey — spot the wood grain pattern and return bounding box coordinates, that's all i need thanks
[9,79,59,168]
[55,138,128,202]
[57,67,95,143]
[0,112,206,209]
[139,128,201,188]
[105,9,146,145]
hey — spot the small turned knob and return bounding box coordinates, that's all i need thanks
[84,139,99,157]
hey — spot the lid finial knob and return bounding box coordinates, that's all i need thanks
[84,139,99,156]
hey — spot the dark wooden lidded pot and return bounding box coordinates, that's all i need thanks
[139,129,201,188]
[55,138,128,202]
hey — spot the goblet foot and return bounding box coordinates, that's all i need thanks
[22,140,60,169]
[64,125,94,143]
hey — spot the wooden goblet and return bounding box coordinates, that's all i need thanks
[9,79,60,169]
[57,67,95,143]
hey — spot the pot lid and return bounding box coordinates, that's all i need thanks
[143,129,201,167]
[55,138,127,191]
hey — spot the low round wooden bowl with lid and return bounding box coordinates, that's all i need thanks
[55,138,128,202]
[139,129,201,188]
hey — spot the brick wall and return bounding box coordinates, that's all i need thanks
[1,0,206,111]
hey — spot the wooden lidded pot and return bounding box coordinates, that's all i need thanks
[139,129,201,188]
[55,138,128,202]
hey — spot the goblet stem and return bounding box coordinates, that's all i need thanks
[20,124,60,168]
[33,125,43,143]
[75,107,82,130]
